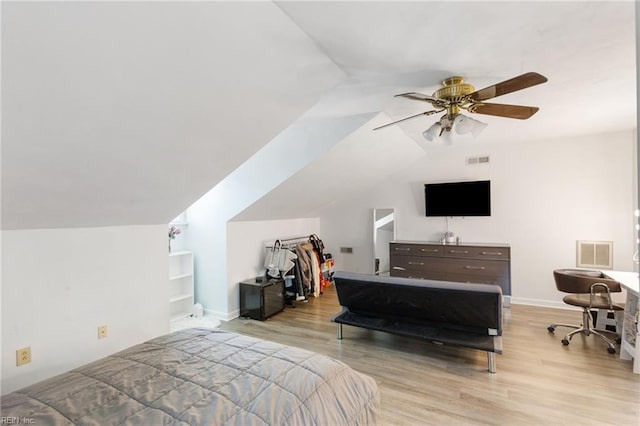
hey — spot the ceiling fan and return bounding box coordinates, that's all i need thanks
[374,72,548,141]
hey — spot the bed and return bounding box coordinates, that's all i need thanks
[0,328,379,425]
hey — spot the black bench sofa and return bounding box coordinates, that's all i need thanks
[331,271,503,372]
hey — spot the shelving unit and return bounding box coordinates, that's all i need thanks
[169,250,194,323]
[604,270,639,374]
[622,292,638,370]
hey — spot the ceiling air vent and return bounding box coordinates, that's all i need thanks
[576,240,613,269]
[466,155,490,165]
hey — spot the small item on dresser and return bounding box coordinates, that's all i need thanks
[444,231,456,244]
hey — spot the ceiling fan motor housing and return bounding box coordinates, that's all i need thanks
[434,76,475,102]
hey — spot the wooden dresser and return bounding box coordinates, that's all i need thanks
[390,241,511,297]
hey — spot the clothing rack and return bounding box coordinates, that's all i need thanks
[265,236,310,249]
[281,236,311,243]
[262,234,333,303]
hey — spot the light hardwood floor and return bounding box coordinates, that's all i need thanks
[220,285,640,426]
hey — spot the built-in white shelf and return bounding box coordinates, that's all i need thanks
[169,251,194,324]
[169,273,192,281]
[170,293,193,304]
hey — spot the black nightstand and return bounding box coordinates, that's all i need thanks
[239,277,285,320]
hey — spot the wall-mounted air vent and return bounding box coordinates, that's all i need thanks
[576,240,613,269]
[466,155,490,165]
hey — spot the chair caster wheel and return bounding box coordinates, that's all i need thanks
[547,326,555,333]
[607,347,616,354]
[561,338,570,346]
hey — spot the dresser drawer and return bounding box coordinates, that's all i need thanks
[443,246,510,260]
[390,254,442,270]
[390,268,507,287]
[437,258,509,280]
[439,272,508,287]
[390,243,444,257]
[390,268,427,280]
[392,255,508,279]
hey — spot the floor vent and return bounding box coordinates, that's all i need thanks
[576,240,613,269]
[466,155,490,165]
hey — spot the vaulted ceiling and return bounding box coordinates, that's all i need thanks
[278,1,636,143]
[2,1,636,229]
[240,0,638,221]
[1,1,344,229]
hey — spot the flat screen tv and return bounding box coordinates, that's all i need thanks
[424,180,491,217]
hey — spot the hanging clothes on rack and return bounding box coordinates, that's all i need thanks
[293,242,313,297]
[263,240,282,278]
[309,234,329,293]
[322,253,335,288]
[263,239,298,278]
[262,234,333,303]
[297,241,320,297]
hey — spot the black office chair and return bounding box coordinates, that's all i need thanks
[547,269,624,354]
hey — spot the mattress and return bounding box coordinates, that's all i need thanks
[1,328,379,425]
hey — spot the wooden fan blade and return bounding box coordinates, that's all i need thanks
[469,103,539,119]
[467,72,547,102]
[395,92,448,109]
[395,92,440,102]
[373,110,442,130]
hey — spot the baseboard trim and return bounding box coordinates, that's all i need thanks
[203,307,239,322]
[510,297,576,310]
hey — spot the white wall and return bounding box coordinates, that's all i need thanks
[1,225,168,393]
[2,2,346,230]
[226,218,321,318]
[319,130,636,307]
[185,113,373,320]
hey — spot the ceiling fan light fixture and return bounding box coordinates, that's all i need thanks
[454,114,487,137]
[454,114,473,134]
[441,129,453,145]
[470,119,488,138]
[422,122,440,141]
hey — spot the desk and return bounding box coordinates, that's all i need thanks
[604,270,639,374]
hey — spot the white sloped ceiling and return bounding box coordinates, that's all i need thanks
[1,1,345,229]
[3,1,636,228]
[230,1,636,222]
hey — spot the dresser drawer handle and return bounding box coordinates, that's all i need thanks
[392,266,407,271]
[481,251,502,256]
[449,250,469,254]
[394,247,411,251]
[420,249,439,253]
[407,261,424,266]
[464,266,486,270]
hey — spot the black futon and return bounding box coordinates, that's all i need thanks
[331,271,503,372]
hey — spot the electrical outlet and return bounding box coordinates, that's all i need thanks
[98,325,108,339]
[16,347,31,366]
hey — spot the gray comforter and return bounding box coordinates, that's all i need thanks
[1,328,379,425]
